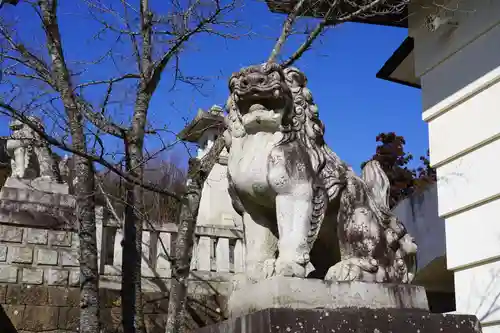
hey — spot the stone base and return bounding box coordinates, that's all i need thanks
[197,308,483,333]
[228,276,429,317]
[0,178,75,230]
[3,176,69,194]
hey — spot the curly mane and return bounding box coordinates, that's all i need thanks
[279,67,328,175]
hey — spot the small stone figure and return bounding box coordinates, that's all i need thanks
[6,117,62,182]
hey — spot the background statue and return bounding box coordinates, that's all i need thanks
[224,63,417,284]
[6,117,63,183]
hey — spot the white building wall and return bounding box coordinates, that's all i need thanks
[409,0,500,330]
[392,185,445,276]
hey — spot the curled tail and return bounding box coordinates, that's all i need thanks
[361,160,390,210]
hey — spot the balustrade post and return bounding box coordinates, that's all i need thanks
[156,231,172,278]
[216,238,230,272]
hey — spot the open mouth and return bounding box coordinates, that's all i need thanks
[234,89,286,115]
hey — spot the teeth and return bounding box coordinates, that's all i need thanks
[273,89,280,98]
[233,94,239,102]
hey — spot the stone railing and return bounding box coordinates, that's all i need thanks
[99,219,245,291]
[0,206,246,291]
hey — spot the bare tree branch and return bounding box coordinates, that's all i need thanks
[0,102,183,200]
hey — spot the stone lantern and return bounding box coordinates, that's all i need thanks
[178,105,242,228]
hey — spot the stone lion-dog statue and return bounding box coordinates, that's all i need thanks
[223,62,417,284]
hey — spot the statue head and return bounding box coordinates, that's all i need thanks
[226,63,329,174]
[226,62,293,136]
[9,116,44,133]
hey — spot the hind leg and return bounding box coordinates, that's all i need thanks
[325,206,381,282]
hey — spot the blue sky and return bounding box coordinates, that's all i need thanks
[0,0,427,173]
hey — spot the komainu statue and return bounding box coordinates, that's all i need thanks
[6,117,63,182]
[224,63,417,284]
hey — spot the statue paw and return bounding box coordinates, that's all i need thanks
[324,257,379,282]
[274,258,307,278]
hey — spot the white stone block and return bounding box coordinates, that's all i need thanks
[454,259,500,325]
[216,238,230,272]
[0,245,7,262]
[233,239,245,273]
[446,198,500,270]
[8,247,33,264]
[141,231,154,278]
[37,248,58,265]
[436,138,500,216]
[0,226,23,243]
[26,229,48,244]
[190,237,198,271]
[60,250,79,267]
[22,268,43,284]
[46,268,69,285]
[96,218,103,270]
[156,232,171,278]
[49,231,72,247]
[197,236,212,271]
[0,265,18,283]
[69,269,80,287]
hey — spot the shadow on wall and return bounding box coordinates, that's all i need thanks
[0,305,17,333]
[416,1,500,111]
[392,184,456,313]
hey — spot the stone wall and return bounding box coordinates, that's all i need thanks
[0,225,79,286]
[0,208,242,332]
[0,285,226,333]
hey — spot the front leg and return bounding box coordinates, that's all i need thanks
[268,146,313,278]
[243,212,278,282]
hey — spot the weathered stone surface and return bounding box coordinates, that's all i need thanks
[46,268,69,286]
[0,265,18,283]
[225,64,416,283]
[22,305,58,331]
[60,250,78,266]
[3,304,25,329]
[100,288,122,308]
[68,269,79,286]
[197,308,483,333]
[228,276,429,317]
[142,292,169,314]
[58,307,79,331]
[8,247,33,264]
[100,308,122,332]
[49,231,72,247]
[0,285,6,303]
[25,228,48,244]
[21,268,44,284]
[0,226,23,243]
[47,287,79,307]
[36,248,58,265]
[3,177,69,194]
[145,314,167,333]
[6,285,48,305]
[0,245,7,261]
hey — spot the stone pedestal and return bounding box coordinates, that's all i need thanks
[0,177,75,230]
[2,177,69,194]
[228,276,429,317]
[196,308,482,333]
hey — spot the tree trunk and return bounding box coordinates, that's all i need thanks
[165,137,225,333]
[74,155,100,333]
[39,2,100,333]
[121,92,150,333]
